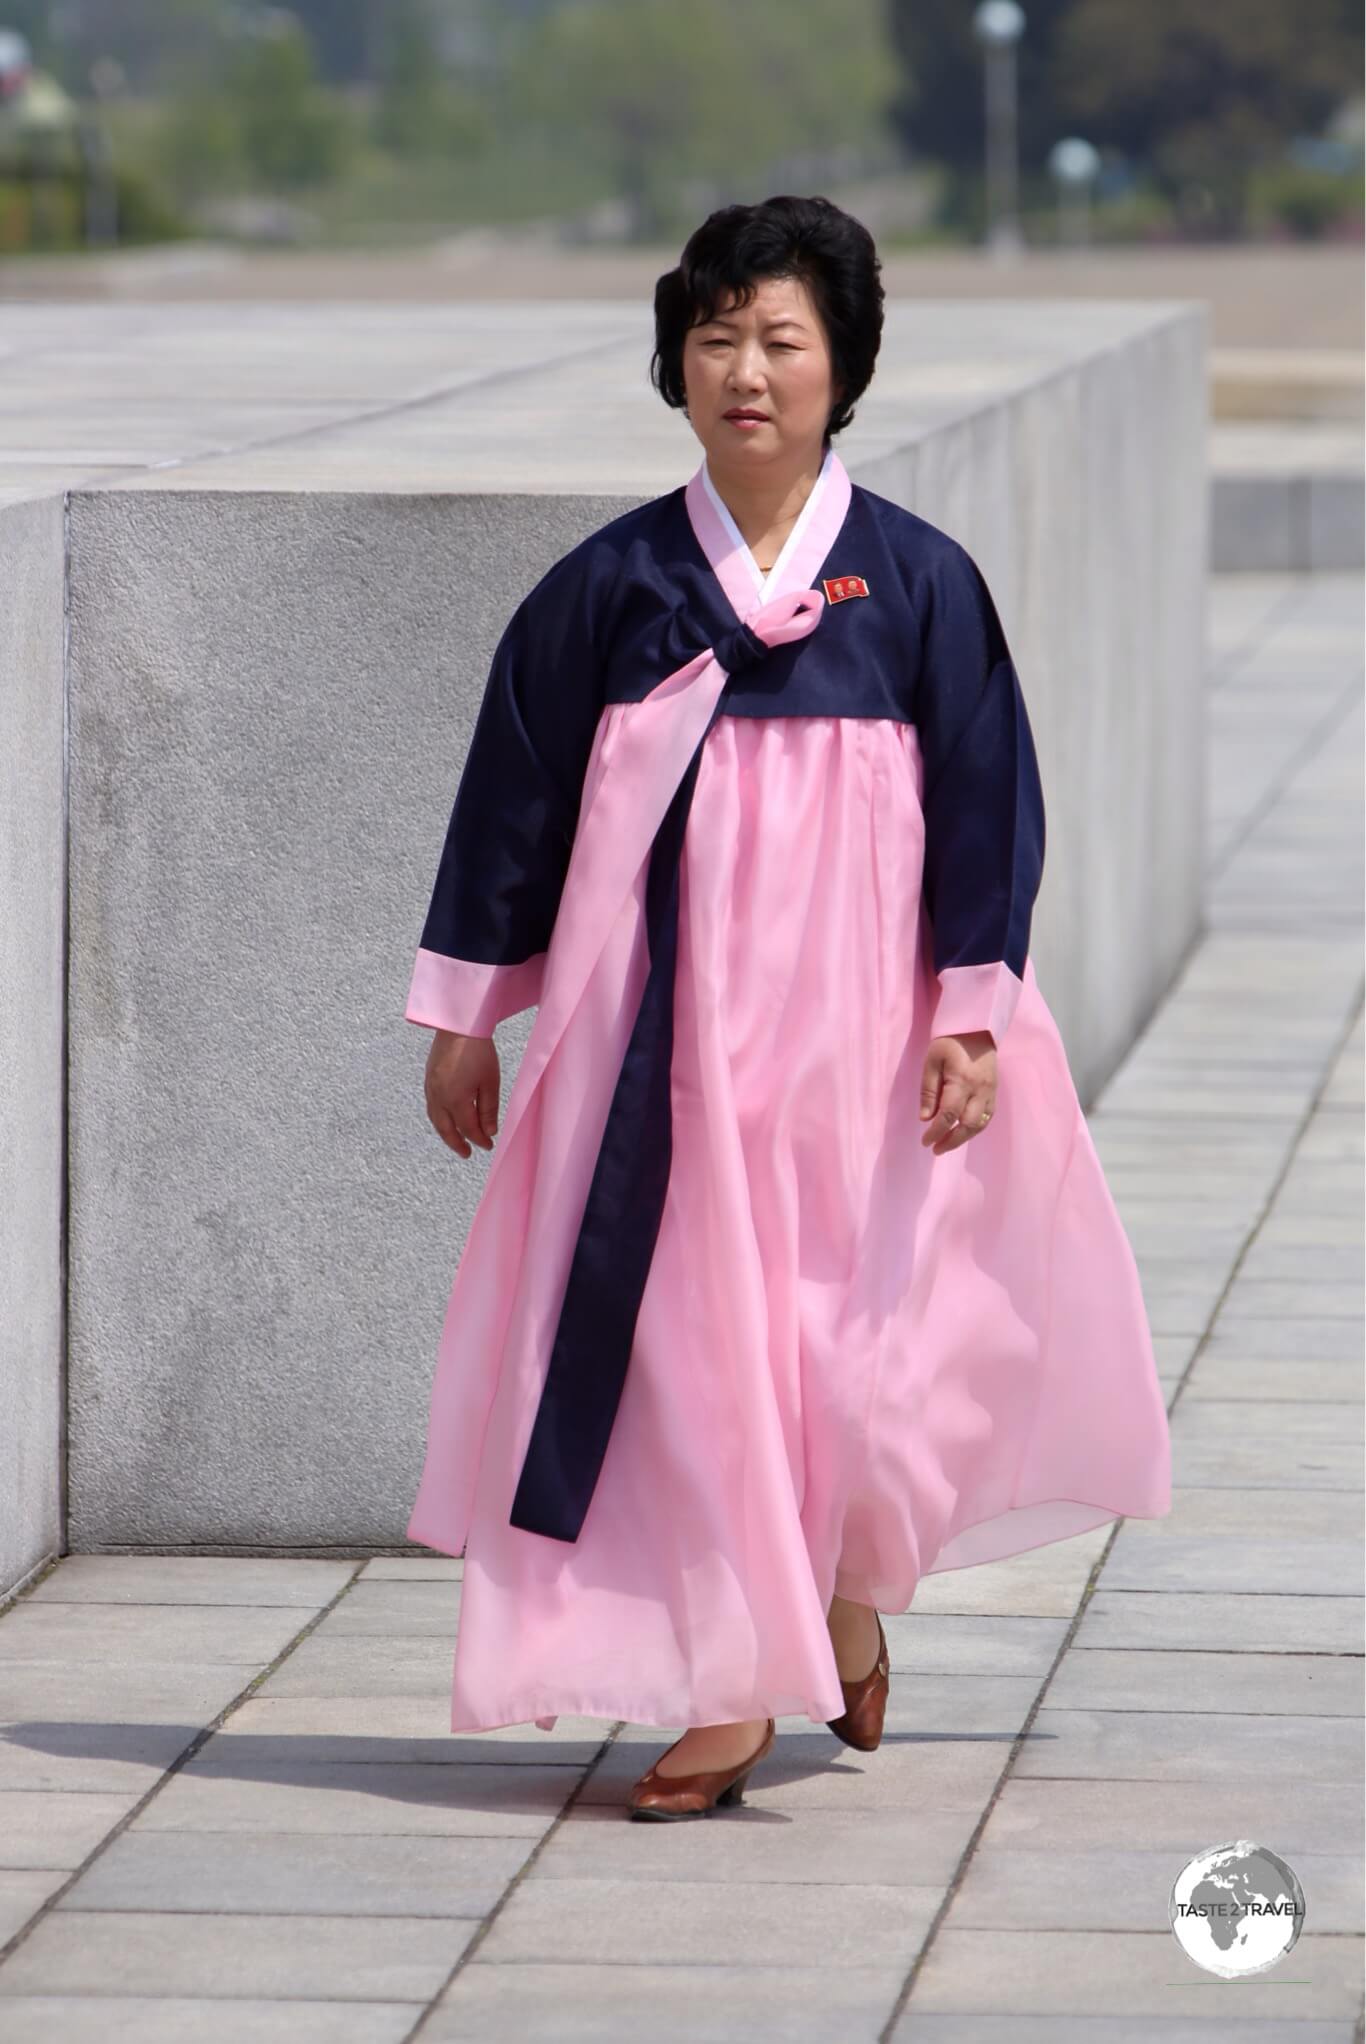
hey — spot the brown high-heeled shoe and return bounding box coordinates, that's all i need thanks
[626,1718,776,1821]
[826,1609,890,1751]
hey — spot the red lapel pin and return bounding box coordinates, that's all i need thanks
[822,575,870,603]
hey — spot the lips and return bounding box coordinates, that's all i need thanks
[724,410,768,422]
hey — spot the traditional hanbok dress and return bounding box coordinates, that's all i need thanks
[403,445,1171,1734]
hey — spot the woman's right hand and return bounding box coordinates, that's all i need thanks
[423,1028,501,1158]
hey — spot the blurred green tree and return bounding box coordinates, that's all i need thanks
[274,0,372,84]
[1054,0,1363,234]
[374,0,483,159]
[41,0,228,93]
[375,0,443,155]
[230,13,356,189]
[512,0,894,239]
[157,82,246,203]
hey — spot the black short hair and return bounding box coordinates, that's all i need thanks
[651,194,884,445]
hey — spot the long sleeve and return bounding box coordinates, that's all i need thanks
[914,541,1046,1048]
[406,546,606,1036]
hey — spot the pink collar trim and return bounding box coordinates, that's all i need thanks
[685,447,852,625]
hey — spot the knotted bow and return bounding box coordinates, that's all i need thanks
[508,587,827,1542]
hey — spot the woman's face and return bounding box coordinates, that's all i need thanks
[681,273,838,473]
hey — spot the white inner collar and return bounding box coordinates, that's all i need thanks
[701,446,833,596]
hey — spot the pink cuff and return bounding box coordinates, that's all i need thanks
[405,946,546,1036]
[929,961,1025,1048]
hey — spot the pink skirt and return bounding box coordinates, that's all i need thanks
[406,711,1172,1732]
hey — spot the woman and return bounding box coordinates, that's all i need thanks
[403,195,1171,1822]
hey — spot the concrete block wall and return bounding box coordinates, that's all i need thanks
[1,300,1207,1577]
[0,496,66,1598]
[62,489,628,1556]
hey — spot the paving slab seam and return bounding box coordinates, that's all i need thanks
[874,1526,1132,2038]
[0,1552,64,1621]
[57,1543,438,1560]
[396,1721,629,2042]
[876,968,1362,2027]
[125,331,637,485]
[1207,674,1365,896]
[1206,577,1308,690]
[925,1600,1359,1640]
[1138,989,1364,1447]
[0,1557,369,1970]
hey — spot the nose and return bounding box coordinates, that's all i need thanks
[727,345,767,390]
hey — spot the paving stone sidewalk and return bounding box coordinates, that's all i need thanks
[1,571,1361,2042]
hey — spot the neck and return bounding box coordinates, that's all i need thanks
[704,445,828,552]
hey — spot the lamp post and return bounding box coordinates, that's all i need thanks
[972,0,1025,261]
[82,55,123,248]
[1048,136,1100,251]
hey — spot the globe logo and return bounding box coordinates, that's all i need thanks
[1170,1840,1306,1977]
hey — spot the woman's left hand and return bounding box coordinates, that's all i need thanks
[919,1031,997,1153]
